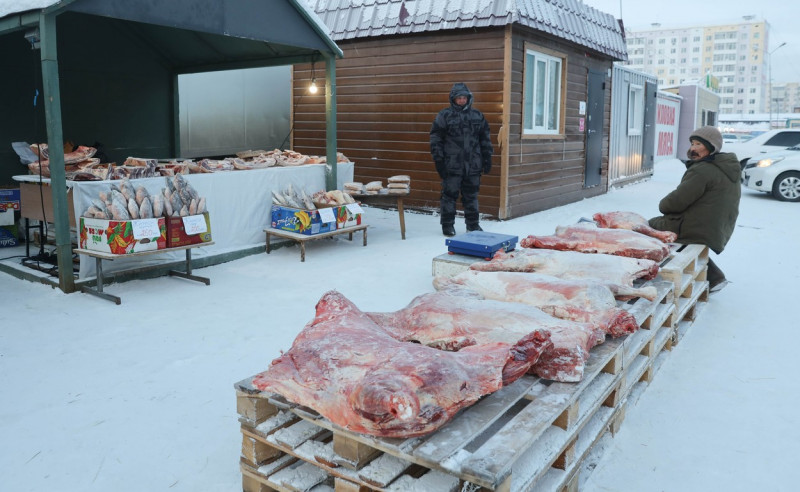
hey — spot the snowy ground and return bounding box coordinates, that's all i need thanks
[1,158,798,491]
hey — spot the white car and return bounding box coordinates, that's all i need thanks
[722,133,751,144]
[741,146,800,201]
[724,128,800,169]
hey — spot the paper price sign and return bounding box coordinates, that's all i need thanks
[182,215,208,235]
[346,203,364,214]
[318,207,336,223]
[132,219,160,239]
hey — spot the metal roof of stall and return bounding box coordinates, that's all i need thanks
[0,0,342,293]
[307,0,627,61]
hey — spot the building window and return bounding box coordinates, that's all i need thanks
[627,84,644,136]
[523,48,563,135]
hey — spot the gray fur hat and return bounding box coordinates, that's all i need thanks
[689,126,723,154]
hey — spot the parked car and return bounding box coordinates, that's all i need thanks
[722,133,751,144]
[724,128,800,169]
[741,146,800,201]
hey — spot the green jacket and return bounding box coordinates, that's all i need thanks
[648,152,741,254]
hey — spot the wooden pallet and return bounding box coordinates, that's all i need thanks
[657,244,710,345]
[233,281,676,492]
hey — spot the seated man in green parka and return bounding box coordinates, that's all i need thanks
[649,126,741,293]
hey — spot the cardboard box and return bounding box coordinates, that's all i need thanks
[0,188,21,211]
[336,203,363,230]
[79,217,166,254]
[0,225,19,248]
[166,212,212,248]
[19,182,76,227]
[271,205,336,235]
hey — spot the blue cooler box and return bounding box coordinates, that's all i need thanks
[446,231,518,259]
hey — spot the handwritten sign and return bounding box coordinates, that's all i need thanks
[132,218,160,239]
[318,207,336,223]
[181,215,208,235]
[346,203,364,214]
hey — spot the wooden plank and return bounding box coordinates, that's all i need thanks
[243,433,283,467]
[273,420,328,450]
[238,392,280,424]
[333,477,368,492]
[384,470,460,492]
[243,472,277,492]
[333,434,382,470]
[412,376,540,465]
[73,241,214,260]
[271,460,329,492]
[357,453,413,488]
[457,340,624,488]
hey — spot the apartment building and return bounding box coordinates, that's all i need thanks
[772,83,800,114]
[622,17,769,115]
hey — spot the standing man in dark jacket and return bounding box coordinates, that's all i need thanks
[430,83,493,237]
[649,126,741,292]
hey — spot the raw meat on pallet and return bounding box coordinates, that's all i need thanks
[252,291,551,438]
[520,222,670,262]
[367,290,600,383]
[592,211,678,243]
[434,271,640,338]
[470,248,659,300]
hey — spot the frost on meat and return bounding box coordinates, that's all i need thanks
[592,211,678,243]
[368,290,599,383]
[252,291,550,438]
[520,222,670,262]
[470,248,659,300]
[434,271,640,338]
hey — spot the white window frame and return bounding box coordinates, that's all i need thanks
[627,84,644,136]
[522,48,563,136]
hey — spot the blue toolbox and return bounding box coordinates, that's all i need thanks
[445,231,518,259]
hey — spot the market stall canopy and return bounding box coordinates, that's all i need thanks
[0,0,343,72]
[0,0,342,294]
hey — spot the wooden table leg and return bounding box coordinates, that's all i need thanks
[363,227,367,246]
[265,232,272,254]
[300,242,305,262]
[397,197,406,240]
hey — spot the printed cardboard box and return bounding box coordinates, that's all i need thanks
[0,188,21,210]
[271,205,335,235]
[79,217,166,254]
[0,224,18,248]
[166,212,213,248]
[336,203,363,230]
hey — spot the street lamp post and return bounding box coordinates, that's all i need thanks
[768,42,787,129]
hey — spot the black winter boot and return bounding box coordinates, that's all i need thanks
[442,225,456,237]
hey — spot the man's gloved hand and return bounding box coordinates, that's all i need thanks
[435,160,446,179]
[482,159,492,175]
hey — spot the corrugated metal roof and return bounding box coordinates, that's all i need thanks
[307,0,627,60]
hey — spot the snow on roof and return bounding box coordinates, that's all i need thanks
[0,0,59,19]
[306,0,627,60]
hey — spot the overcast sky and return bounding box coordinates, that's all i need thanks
[583,0,800,84]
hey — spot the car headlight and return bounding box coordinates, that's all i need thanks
[756,156,785,168]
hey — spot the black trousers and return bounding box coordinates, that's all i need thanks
[707,257,725,284]
[440,174,481,227]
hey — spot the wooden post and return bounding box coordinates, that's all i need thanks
[324,53,338,191]
[39,13,75,293]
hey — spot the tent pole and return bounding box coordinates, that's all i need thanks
[324,54,337,191]
[39,13,75,293]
